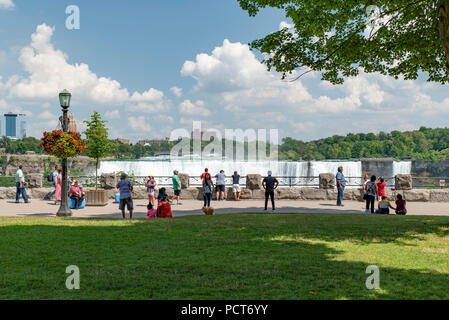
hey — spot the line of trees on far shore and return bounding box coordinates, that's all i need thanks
[2,126,449,161]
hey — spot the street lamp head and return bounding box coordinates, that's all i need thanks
[59,89,72,110]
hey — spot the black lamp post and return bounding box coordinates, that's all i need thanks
[57,89,72,217]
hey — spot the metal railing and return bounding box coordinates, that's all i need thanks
[1,175,448,189]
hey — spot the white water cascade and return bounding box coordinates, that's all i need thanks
[98,157,410,188]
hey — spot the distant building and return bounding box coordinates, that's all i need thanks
[3,113,26,139]
[116,138,131,145]
[138,138,170,147]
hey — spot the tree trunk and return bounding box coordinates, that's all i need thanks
[95,159,98,190]
[439,0,449,70]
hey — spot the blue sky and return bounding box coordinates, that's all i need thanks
[0,0,448,143]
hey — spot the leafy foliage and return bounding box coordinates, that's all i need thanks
[40,130,85,159]
[83,112,114,163]
[279,127,449,161]
[238,0,449,84]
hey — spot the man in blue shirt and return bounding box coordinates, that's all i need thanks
[336,166,346,206]
[15,165,30,204]
[116,173,134,219]
[263,171,279,211]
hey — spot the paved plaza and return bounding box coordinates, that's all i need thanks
[1,199,449,219]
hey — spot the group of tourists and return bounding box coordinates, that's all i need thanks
[336,166,407,215]
[13,164,407,217]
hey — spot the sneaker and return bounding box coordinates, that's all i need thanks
[364,209,370,214]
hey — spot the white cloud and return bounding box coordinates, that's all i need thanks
[179,99,211,116]
[105,109,120,119]
[38,110,54,119]
[7,24,170,112]
[129,116,151,132]
[170,86,183,97]
[0,50,7,64]
[0,0,14,10]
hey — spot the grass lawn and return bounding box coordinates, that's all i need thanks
[0,214,448,300]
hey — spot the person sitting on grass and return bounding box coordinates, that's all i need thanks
[395,194,408,215]
[375,196,395,215]
[157,187,168,201]
[157,195,173,218]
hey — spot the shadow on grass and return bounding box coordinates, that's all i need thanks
[0,214,448,299]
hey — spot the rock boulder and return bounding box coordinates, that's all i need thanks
[246,174,262,190]
[319,173,335,189]
[100,173,117,190]
[395,174,412,190]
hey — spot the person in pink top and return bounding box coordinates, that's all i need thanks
[69,180,83,209]
[376,177,387,201]
[54,169,62,205]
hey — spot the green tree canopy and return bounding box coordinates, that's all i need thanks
[83,111,114,189]
[238,0,449,84]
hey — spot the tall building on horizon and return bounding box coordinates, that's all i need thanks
[3,113,26,139]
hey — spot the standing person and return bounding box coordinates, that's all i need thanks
[146,175,157,206]
[336,166,346,206]
[69,180,83,209]
[116,173,134,219]
[54,169,62,205]
[365,175,377,214]
[15,165,30,204]
[203,172,214,208]
[172,170,182,205]
[376,177,387,202]
[263,171,279,211]
[201,168,209,181]
[215,170,226,201]
[48,165,60,200]
[232,171,241,201]
[395,194,408,215]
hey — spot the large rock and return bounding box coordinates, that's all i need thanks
[404,190,430,202]
[0,187,17,200]
[246,174,262,190]
[319,173,335,189]
[27,173,43,188]
[100,173,117,190]
[252,189,266,200]
[430,190,449,202]
[300,188,327,200]
[181,187,199,200]
[277,188,301,200]
[395,174,412,190]
[131,187,147,200]
[178,173,189,189]
[29,188,53,200]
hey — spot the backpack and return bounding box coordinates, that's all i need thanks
[366,183,376,196]
[47,173,54,182]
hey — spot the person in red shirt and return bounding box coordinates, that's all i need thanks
[200,168,209,181]
[376,177,387,201]
[157,196,173,218]
[395,194,407,215]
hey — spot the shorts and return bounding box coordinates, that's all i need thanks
[119,197,134,211]
[147,191,155,196]
[216,185,225,192]
[174,190,181,196]
[232,184,241,193]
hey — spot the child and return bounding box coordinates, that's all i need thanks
[376,196,395,214]
[376,177,387,202]
[395,194,407,215]
[157,188,168,201]
[157,195,173,218]
[147,203,157,219]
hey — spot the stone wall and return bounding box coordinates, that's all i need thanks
[1,154,95,176]
[5,186,449,202]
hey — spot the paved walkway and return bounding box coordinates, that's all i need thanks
[1,199,449,219]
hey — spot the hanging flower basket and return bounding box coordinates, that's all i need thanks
[40,130,86,159]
